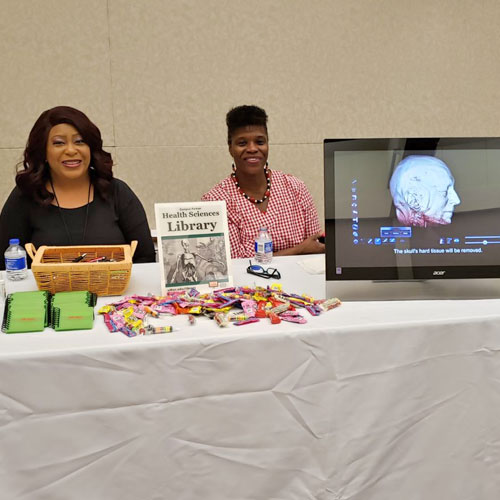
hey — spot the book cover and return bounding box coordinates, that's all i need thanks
[52,304,94,331]
[5,291,50,328]
[154,201,233,294]
[2,304,46,333]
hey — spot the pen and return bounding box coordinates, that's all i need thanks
[88,256,107,263]
[72,253,87,262]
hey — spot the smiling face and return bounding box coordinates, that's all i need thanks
[46,123,91,183]
[228,125,269,176]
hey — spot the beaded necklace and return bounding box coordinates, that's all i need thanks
[231,166,271,204]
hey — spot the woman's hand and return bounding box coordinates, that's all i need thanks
[274,232,325,256]
[297,232,325,254]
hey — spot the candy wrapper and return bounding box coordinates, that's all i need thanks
[98,288,341,336]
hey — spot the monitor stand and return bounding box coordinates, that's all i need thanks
[326,278,500,301]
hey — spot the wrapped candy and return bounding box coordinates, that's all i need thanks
[98,285,340,336]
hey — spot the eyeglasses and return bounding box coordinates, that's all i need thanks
[246,260,281,279]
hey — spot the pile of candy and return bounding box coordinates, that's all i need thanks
[98,285,341,337]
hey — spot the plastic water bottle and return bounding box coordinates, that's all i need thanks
[254,227,273,264]
[4,238,27,281]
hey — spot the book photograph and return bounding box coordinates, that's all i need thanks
[154,201,233,293]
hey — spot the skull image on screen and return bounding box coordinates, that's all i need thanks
[389,155,461,227]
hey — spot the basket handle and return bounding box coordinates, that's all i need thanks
[130,240,138,257]
[25,243,37,260]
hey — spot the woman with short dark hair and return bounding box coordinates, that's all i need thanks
[0,106,155,268]
[202,104,324,258]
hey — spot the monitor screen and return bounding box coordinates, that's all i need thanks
[324,138,500,300]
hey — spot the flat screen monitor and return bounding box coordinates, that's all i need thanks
[324,137,500,300]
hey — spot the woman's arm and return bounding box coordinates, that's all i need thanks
[0,189,33,270]
[113,180,156,263]
[274,232,324,256]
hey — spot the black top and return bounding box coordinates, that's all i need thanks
[0,178,155,269]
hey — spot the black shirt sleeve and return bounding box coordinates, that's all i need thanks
[112,179,156,263]
[0,188,32,270]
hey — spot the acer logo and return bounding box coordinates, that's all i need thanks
[433,270,446,276]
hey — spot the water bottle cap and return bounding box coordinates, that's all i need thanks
[9,238,20,245]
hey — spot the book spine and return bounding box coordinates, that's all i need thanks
[2,305,11,333]
[52,306,60,329]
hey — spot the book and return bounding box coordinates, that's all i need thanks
[3,291,50,331]
[2,304,46,333]
[52,304,94,331]
[52,291,97,307]
[1,290,95,333]
[50,291,95,331]
[154,201,233,294]
[6,290,49,303]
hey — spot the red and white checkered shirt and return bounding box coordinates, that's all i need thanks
[202,169,321,258]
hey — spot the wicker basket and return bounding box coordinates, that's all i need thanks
[25,241,137,296]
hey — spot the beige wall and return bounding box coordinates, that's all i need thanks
[2,0,500,228]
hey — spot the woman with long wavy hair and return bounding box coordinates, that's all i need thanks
[0,106,155,268]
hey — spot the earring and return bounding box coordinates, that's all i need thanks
[232,163,236,172]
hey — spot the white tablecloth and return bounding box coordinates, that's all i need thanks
[1,256,499,500]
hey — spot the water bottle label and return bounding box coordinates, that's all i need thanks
[255,241,273,254]
[5,257,26,271]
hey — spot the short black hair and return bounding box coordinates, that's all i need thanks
[226,105,268,145]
